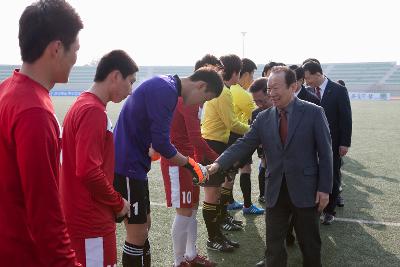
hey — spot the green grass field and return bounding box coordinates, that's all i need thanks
[53,98,400,267]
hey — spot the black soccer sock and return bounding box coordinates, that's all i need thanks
[240,173,252,208]
[228,188,235,204]
[122,241,144,267]
[258,167,266,197]
[218,187,231,223]
[202,202,218,239]
[143,238,151,267]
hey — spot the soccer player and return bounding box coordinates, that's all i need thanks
[201,54,249,248]
[0,1,83,266]
[113,67,223,267]
[160,55,222,267]
[60,50,137,267]
[229,58,264,215]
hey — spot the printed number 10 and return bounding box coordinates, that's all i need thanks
[182,191,192,204]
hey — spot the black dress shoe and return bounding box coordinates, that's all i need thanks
[286,233,295,246]
[255,258,265,267]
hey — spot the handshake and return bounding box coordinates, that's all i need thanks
[184,157,223,186]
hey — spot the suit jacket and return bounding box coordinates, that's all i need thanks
[216,97,333,208]
[320,79,352,150]
[297,85,320,106]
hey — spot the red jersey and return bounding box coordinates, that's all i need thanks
[0,70,80,267]
[61,92,124,238]
[169,97,218,162]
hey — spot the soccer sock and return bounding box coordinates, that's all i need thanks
[218,187,231,223]
[172,214,191,266]
[122,241,144,267]
[202,202,218,240]
[240,173,252,208]
[143,239,151,267]
[228,185,235,204]
[185,209,198,261]
[258,166,266,197]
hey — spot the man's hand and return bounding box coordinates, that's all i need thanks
[206,162,220,175]
[116,198,130,222]
[339,146,349,157]
[315,191,329,213]
[184,157,209,185]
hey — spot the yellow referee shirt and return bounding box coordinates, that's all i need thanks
[230,83,256,124]
[201,85,250,144]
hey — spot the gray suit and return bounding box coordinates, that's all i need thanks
[216,97,333,267]
[217,97,333,207]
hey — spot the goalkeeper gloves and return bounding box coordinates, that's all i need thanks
[184,157,209,185]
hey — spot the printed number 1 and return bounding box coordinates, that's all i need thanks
[182,191,192,204]
[132,202,139,216]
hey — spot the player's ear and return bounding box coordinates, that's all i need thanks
[47,40,63,59]
[198,81,207,91]
[109,70,120,82]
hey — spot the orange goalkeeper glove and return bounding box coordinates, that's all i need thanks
[184,156,209,185]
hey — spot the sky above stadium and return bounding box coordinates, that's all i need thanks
[1,0,399,66]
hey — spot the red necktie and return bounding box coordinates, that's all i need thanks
[315,87,321,100]
[279,109,288,144]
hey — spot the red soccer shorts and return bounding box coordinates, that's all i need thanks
[70,231,117,267]
[161,158,200,208]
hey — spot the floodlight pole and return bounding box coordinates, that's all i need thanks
[241,32,247,58]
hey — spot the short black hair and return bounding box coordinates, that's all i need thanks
[220,54,242,81]
[19,0,83,63]
[240,58,257,77]
[94,50,139,82]
[337,79,346,86]
[270,66,297,87]
[189,67,224,97]
[249,77,268,94]
[195,54,223,71]
[302,58,321,65]
[289,65,304,81]
[302,61,323,75]
[262,61,286,77]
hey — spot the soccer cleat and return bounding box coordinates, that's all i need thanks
[243,204,265,215]
[175,261,191,267]
[207,237,234,252]
[220,234,240,248]
[226,214,243,226]
[221,221,243,231]
[227,200,243,210]
[336,194,344,207]
[187,254,217,267]
[321,213,335,225]
[255,258,265,267]
[258,195,266,203]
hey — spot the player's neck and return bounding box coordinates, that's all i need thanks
[20,62,54,91]
[88,83,109,106]
[180,77,191,102]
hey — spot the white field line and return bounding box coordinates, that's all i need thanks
[150,201,400,227]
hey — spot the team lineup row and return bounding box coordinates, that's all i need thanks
[0,1,352,267]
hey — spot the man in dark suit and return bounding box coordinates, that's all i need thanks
[290,65,320,106]
[208,66,333,267]
[283,65,321,247]
[303,60,352,225]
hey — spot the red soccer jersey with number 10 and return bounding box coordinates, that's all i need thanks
[0,70,80,267]
[60,92,124,239]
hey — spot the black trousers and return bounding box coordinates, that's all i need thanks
[324,152,341,215]
[265,180,321,267]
